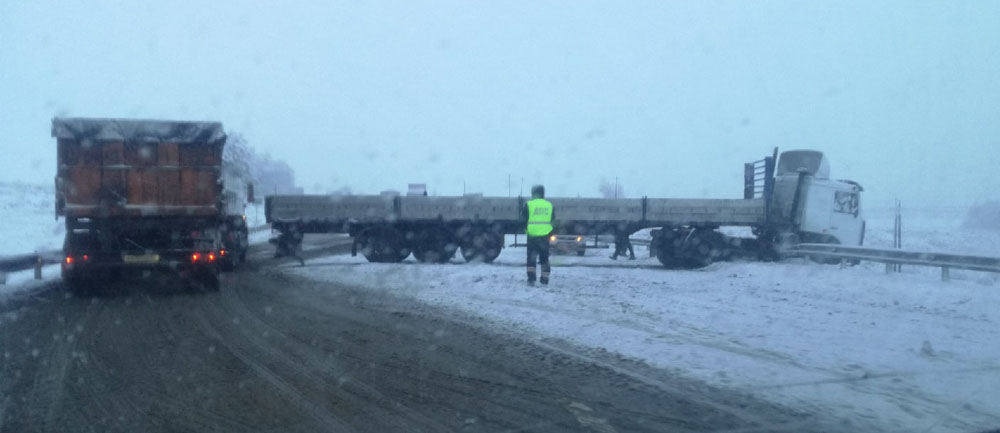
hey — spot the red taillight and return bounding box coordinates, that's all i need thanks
[191,253,201,263]
[220,249,227,256]
[82,254,89,262]
[208,253,216,262]
[65,256,74,264]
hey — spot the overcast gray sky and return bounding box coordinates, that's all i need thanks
[2,1,997,207]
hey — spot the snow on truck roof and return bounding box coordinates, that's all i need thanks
[51,117,226,145]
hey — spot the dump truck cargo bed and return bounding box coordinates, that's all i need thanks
[53,117,226,218]
[51,117,247,291]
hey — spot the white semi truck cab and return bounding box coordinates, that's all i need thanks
[768,149,865,247]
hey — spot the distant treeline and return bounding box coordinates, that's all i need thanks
[223,132,299,197]
[963,202,1000,231]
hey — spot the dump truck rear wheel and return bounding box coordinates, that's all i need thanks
[202,272,220,291]
[63,276,91,296]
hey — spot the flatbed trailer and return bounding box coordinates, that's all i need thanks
[266,149,866,267]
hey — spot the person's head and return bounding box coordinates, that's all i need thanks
[531,184,545,199]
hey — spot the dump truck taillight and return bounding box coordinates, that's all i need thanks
[208,253,216,262]
[191,253,201,263]
[220,249,227,256]
[65,256,73,264]
[83,254,89,262]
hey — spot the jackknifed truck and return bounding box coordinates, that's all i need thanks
[265,149,865,268]
[53,117,249,291]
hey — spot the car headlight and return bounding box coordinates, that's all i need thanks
[549,235,557,243]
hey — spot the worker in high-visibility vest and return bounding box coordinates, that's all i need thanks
[521,185,555,285]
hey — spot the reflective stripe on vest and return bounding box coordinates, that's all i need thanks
[526,199,553,237]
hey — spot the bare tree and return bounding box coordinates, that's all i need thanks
[222,133,255,187]
[223,131,298,196]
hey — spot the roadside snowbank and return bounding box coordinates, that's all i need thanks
[0,182,64,256]
[0,265,61,299]
[0,182,270,257]
[0,182,270,300]
[286,234,1000,432]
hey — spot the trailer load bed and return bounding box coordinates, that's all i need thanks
[266,195,767,231]
[264,149,865,268]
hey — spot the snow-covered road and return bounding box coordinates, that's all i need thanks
[4,179,999,430]
[286,234,1000,433]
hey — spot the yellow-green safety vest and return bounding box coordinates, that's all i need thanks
[526,198,553,237]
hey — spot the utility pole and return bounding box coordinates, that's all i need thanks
[615,177,619,199]
[508,174,511,197]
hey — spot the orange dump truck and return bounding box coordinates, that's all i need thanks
[53,117,248,291]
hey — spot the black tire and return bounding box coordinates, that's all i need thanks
[412,227,457,263]
[461,232,503,263]
[654,228,720,269]
[63,276,90,296]
[361,228,407,263]
[200,270,220,291]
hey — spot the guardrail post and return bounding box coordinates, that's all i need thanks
[34,257,43,280]
[839,258,847,269]
[941,266,950,282]
[885,263,891,274]
[0,270,6,285]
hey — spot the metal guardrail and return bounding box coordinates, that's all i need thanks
[0,250,62,273]
[0,249,62,284]
[784,243,1000,281]
[0,226,272,284]
[630,238,651,247]
[0,254,44,273]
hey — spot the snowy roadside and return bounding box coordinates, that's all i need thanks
[0,182,65,256]
[0,182,268,257]
[0,190,271,301]
[284,237,1000,433]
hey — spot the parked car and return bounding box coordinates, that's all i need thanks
[549,234,587,256]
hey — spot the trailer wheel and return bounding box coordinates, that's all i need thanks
[412,227,458,263]
[461,232,502,263]
[655,228,721,269]
[360,228,407,263]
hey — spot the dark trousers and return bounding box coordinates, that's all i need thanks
[612,234,635,259]
[526,235,551,283]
